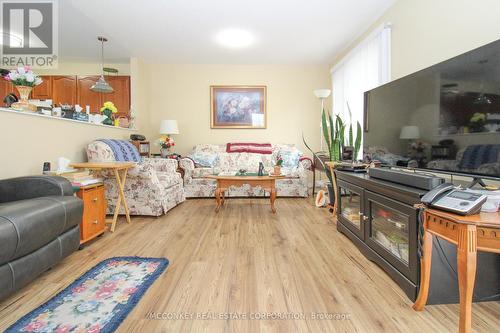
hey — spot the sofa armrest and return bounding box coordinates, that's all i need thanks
[299,157,313,171]
[0,176,73,203]
[142,158,178,173]
[179,158,195,183]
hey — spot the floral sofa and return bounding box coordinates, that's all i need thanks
[86,140,185,216]
[179,144,312,198]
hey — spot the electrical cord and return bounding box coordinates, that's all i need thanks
[418,207,499,301]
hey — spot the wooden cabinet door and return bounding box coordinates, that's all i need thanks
[0,80,19,107]
[101,76,130,116]
[31,75,52,99]
[51,76,77,105]
[77,76,102,113]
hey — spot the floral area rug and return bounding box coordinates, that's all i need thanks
[6,257,169,333]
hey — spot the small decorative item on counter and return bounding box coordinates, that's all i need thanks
[156,136,175,158]
[3,66,42,112]
[274,155,283,175]
[100,101,118,125]
[118,116,130,128]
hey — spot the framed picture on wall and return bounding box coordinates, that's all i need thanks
[210,85,267,129]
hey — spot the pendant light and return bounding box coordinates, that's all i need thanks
[90,36,114,93]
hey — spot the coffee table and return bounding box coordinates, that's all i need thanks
[205,174,287,213]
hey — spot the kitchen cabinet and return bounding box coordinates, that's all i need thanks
[102,76,130,116]
[31,75,52,99]
[51,76,77,105]
[0,80,16,106]
[77,76,102,113]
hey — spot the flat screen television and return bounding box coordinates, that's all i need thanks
[364,39,500,180]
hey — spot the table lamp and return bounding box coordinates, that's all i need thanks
[160,119,179,136]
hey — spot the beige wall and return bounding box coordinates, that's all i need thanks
[331,0,500,80]
[145,64,330,155]
[0,59,149,178]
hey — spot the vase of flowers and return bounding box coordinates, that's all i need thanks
[100,101,118,126]
[274,156,283,175]
[3,66,42,112]
[156,136,175,158]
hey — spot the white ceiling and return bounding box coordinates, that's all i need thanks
[59,0,395,64]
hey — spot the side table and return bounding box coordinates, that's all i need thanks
[413,207,500,333]
[71,162,135,232]
[76,183,106,245]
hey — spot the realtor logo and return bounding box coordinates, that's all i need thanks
[1,0,58,68]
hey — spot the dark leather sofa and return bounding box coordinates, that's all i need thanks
[0,176,83,300]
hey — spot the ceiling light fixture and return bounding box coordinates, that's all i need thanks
[90,36,114,94]
[215,29,255,49]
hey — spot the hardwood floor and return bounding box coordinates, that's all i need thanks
[0,198,498,332]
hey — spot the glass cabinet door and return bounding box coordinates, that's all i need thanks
[364,190,418,283]
[337,180,365,240]
[370,202,409,264]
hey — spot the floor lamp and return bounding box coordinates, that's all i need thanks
[313,89,331,151]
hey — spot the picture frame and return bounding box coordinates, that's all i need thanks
[210,85,267,129]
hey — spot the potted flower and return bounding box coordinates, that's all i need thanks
[274,155,284,175]
[3,66,42,112]
[100,101,118,126]
[156,136,175,158]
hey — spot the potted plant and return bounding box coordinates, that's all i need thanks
[303,104,362,206]
[3,66,42,112]
[274,155,284,175]
[156,136,175,158]
[100,101,118,125]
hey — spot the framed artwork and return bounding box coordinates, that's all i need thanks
[210,85,267,129]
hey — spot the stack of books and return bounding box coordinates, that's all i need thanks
[54,170,103,187]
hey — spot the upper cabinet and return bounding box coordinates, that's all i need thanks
[77,76,102,113]
[51,76,77,105]
[31,75,52,99]
[0,75,131,115]
[101,76,130,116]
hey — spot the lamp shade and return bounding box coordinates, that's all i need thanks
[400,126,420,139]
[159,120,179,135]
[313,89,331,99]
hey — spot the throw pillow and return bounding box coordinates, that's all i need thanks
[278,149,302,168]
[188,152,219,167]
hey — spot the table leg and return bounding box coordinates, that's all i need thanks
[117,169,131,224]
[413,226,433,311]
[457,224,477,333]
[215,188,221,213]
[108,169,131,232]
[270,187,277,213]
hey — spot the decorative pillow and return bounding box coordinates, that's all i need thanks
[278,149,302,168]
[226,143,273,154]
[188,151,219,167]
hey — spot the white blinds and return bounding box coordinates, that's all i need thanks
[331,23,392,156]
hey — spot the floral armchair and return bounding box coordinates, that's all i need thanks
[179,144,312,198]
[86,140,185,216]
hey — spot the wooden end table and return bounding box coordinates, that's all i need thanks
[413,207,500,333]
[205,174,287,213]
[71,162,135,232]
